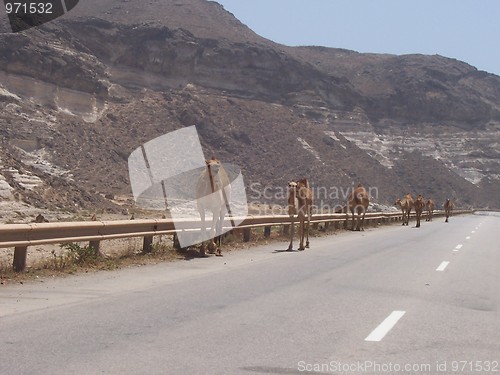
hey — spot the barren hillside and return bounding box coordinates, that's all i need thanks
[0,0,499,223]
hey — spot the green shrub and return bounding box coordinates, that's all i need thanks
[60,242,99,266]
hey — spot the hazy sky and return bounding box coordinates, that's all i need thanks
[215,0,500,76]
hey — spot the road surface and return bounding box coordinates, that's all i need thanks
[1,213,499,374]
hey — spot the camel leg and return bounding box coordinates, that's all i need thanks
[361,211,366,231]
[305,212,310,248]
[288,216,295,251]
[215,213,224,256]
[355,206,363,231]
[206,212,218,254]
[298,215,305,250]
[199,209,207,256]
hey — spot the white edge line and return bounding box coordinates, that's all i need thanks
[436,261,450,271]
[365,310,406,342]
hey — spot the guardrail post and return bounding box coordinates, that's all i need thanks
[143,236,154,253]
[13,246,28,272]
[89,240,101,256]
[243,228,251,242]
[172,234,182,251]
[264,226,271,238]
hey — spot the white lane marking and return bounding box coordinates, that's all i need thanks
[472,231,476,234]
[454,244,463,252]
[436,261,450,271]
[466,236,471,240]
[365,311,406,342]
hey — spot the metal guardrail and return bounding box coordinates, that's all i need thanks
[0,210,471,272]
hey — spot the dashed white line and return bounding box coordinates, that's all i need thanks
[465,236,471,240]
[472,231,476,234]
[454,244,463,252]
[436,261,450,271]
[365,311,406,342]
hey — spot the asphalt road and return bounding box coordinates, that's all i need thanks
[1,213,499,375]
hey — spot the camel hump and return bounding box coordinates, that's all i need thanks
[297,178,309,188]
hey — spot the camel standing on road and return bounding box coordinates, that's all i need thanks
[396,193,414,226]
[444,199,454,223]
[196,157,231,256]
[425,199,435,221]
[287,178,313,251]
[346,184,369,231]
[414,195,425,228]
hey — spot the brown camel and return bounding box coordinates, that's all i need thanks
[346,184,369,231]
[414,194,425,228]
[395,193,413,226]
[196,157,231,256]
[425,199,435,221]
[444,199,454,223]
[287,178,313,251]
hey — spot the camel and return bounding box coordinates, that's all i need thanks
[395,193,413,226]
[196,157,231,256]
[287,178,313,251]
[346,184,369,231]
[414,194,425,228]
[425,199,435,221]
[444,199,454,223]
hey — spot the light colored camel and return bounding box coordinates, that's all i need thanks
[196,157,231,256]
[444,199,454,223]
[425,199,435,221]
[346,184,369,231]
[287,178,313,251]
[396,193,414,226]
[414,194,425,228]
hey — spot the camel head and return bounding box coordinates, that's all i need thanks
[205,158,221,175]
[395,198,402,206]
[287,181,298,190]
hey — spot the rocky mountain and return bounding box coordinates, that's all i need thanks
[0,0,499,223]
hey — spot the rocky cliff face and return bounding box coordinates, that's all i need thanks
[0,0,499,223]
